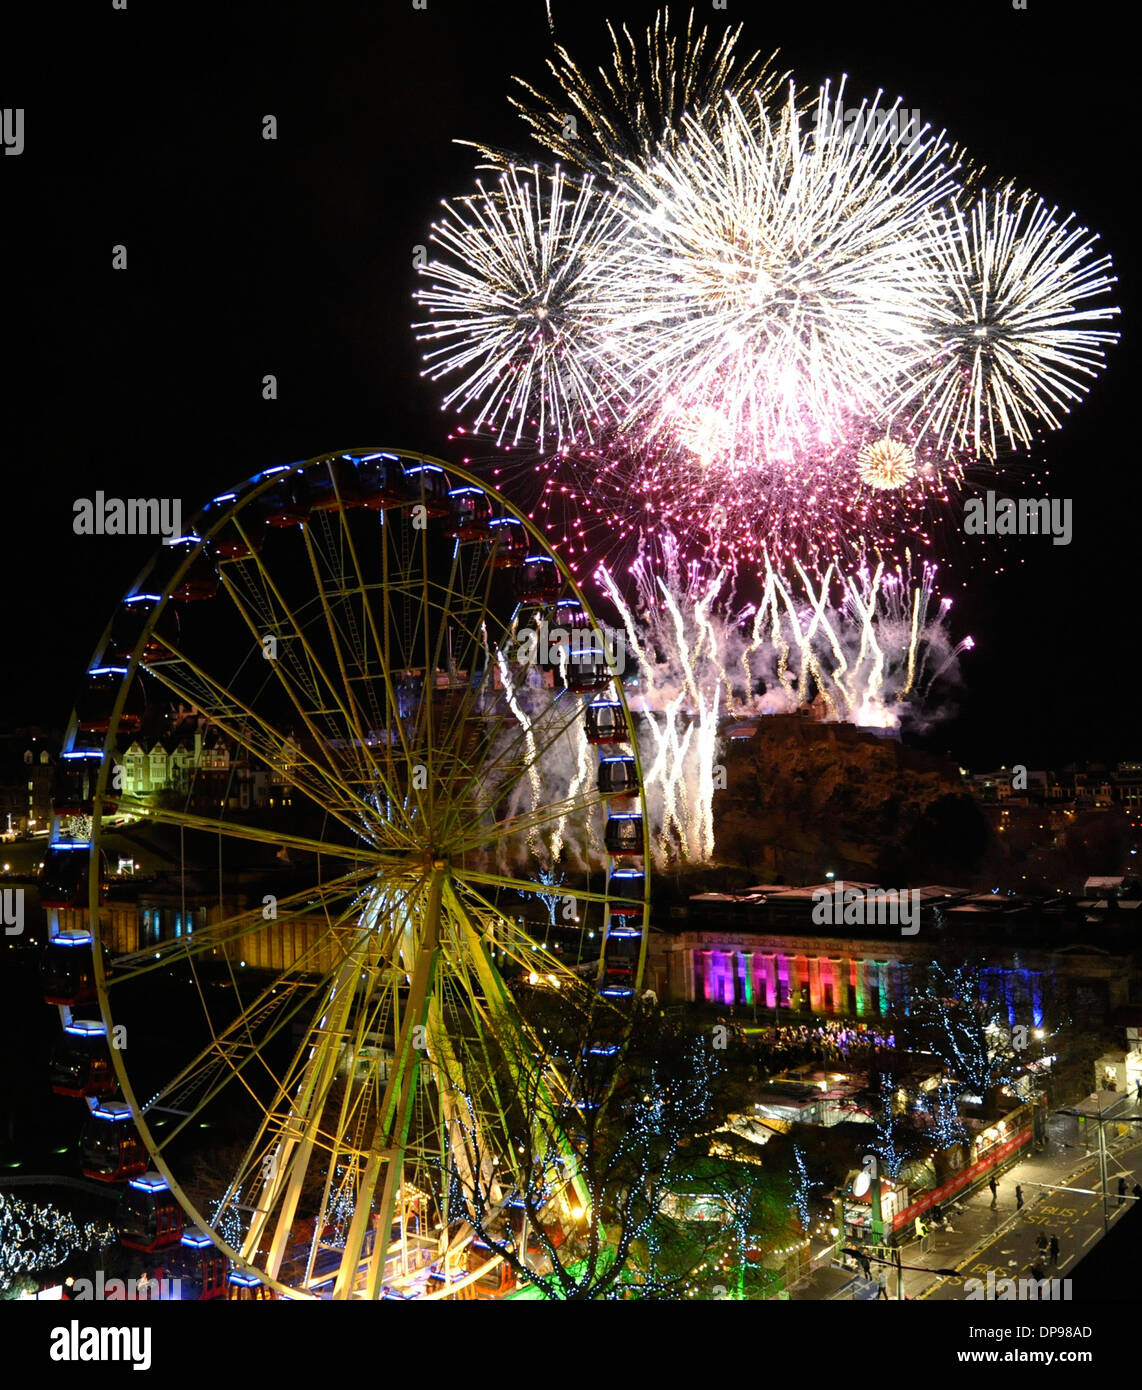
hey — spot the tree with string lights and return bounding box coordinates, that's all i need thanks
[898,959,1049,1116]
[0,1191,115,1296]
[439,995,750,1299]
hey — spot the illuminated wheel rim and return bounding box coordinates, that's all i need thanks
[57,449,650,1299]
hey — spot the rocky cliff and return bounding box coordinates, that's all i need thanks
[711,713,991,885]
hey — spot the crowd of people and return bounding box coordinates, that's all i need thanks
[732,1018,896,1070]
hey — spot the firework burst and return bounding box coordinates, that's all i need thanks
[471,6,788,179]
[856,436,917,491]
[483,418,957,579]
[894,185,1120,459]
[413,164,630,447]
[416,12,1119,580]
[606,80,959,467]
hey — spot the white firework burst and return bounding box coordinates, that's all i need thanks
[413,164,630,447]
[602,79,960,467]
[897,185,1120,458]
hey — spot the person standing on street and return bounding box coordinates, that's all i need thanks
[1015,1184,1024,1210]
[1049,1234,1060,1266]
[989,1175,998,1209]
[1118,1177,1127,1207]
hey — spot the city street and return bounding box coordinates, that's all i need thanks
[793,1099,1142,1301]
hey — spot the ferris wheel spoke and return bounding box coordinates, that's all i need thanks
[216,554,396,812]
[453,867,623,910]
[141,635,387,841]
[233,513,376,757]
[298,518,412,814]
[219,522,338,727]
[112,799,370,861]
[449,789,608,856]
[458,684,591,813]
[429,544,498,716]
[145,967,340,1152]
[334,867,445,1300]
[174,906,405,1200]
[445,881,582,981]
[141,895,383,1123]
[439,882,577,1189]
[242,930,389,1278]
[216,562,404,826]
[107,864,377,986]
[311,506,417,781]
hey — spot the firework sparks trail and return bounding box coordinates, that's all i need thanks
[494,645,544,868]
[473,6,789,180]
[594,538,970,864]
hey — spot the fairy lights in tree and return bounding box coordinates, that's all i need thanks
[791,1145,811,1233]
[0,1192,115,1293]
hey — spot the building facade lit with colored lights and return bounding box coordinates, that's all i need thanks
[646,885,1133,1025]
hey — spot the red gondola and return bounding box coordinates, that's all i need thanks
[551,599,590,631]
[204,493,267,560]
[445,487,493,541]
[170,1229,229,1299]
[262,469,311,527]
[598,963,635,998]
[41,931,107,1005]
[406,463,451,517]
[75,669,144,736]
[40,846,106,910]
[604,813,644,856]
[309,456,368,511]
[486,517,529,569]
[598,756,639,798]
[53,753,117,817]
[153,538,218,601]
[105,594,180,666]
[226,1271,274,1300]
[607,870,645,915]
[515,556,561,605]
[565,638,612,694]
[81,1102,146,1182]
[49,1023,116,1098]
[357,453,411,509]
[119,1173,184,1253]
[585,700,625,745]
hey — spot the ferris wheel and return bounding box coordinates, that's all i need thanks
[43,449,650,1299]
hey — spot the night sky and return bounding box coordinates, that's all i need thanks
[3,0,1132,771]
